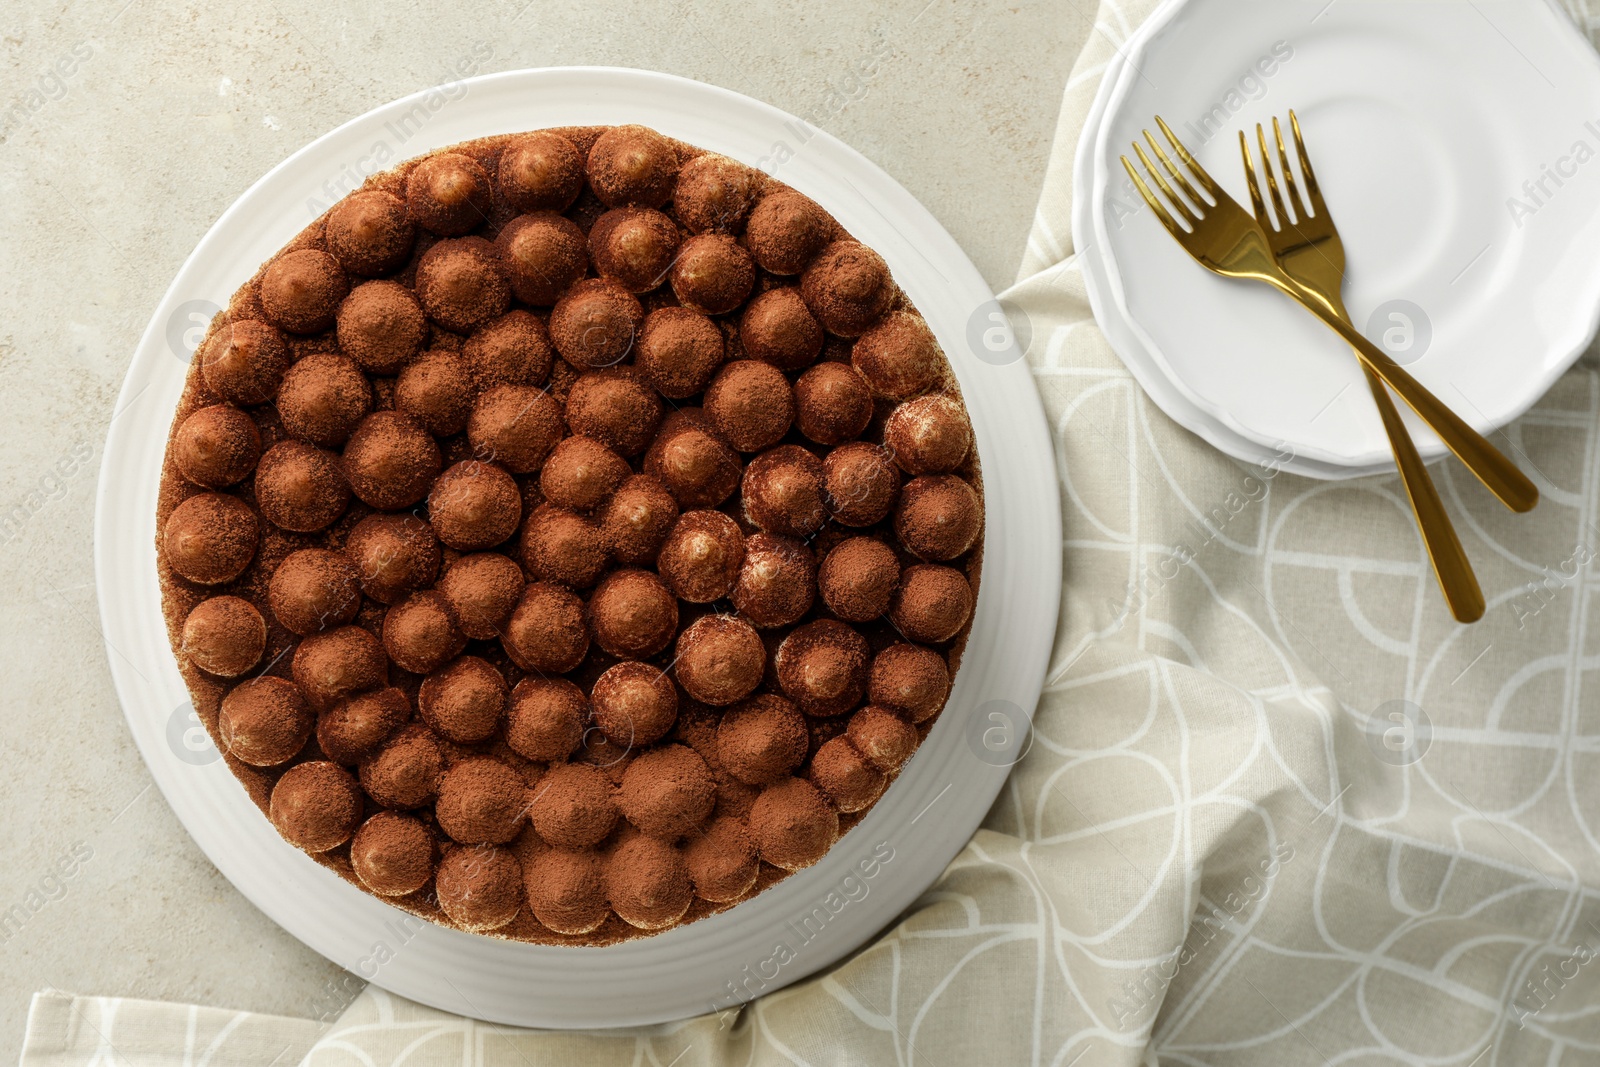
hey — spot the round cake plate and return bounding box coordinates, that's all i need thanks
[93,67,1061,1028]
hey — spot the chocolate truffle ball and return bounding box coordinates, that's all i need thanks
[670,233,756,316]
[254,441,350,533]
[739,287,823,371]
[199,320,291,405]
[325,190,416,277]
[888,564,974,644]
[775,619,870,717]
[436,552,524,640]
[540,436,630,512]
[497,131,585,213]
[381,591,467,674]
[745,189,830,275]
[587,124,678,208]
[436,757,527,845]
[895,475,981,561]
[405,151,491,235]
[730,533,816,628]
[636,307,724,399]
[818,537,900,622]
[810,736,886,813]
[268,548,361,635]
[575,728,631,773]
[415,237,511,334]
[684,815,759,903]
[748,777,838,871]
[418,655,507,744]
[520,504,608,589]
[794,362,872,446]
[292,624,387,711]
[530,762,617,849]
[741,445,825,537]
[507,677,586,762]
[342,410,442,511]
[847,704,920,771]
[218,676,313,766]
[277,352,373,448]
[644,410,742,509]
[674,153,758,233]
[429,460,522,551]
[868,643,950,722]
[466,384,564,474]
[588,207,680,293]
[261,248,349,335]
[173,405,261,488]
[587,569,678,658]
[598,474,678,565]
[673,614,764,706]
[394,349,473,437]
[495,211,587,306]
[270,761,362,852]
[317,685,408,764]
[524,848,608,935]
[704,360,794,452]
[716,694,808,786]
[344,513,441,605]
[501,582,590,673]
[801,240,893,337]
[549,279,644,368]
[350,812,436,896]
[823,441,900,527]
[885,394,973,476]
[657,511,744,604]
[359,723,443,809]
[336,279,426,374]
[605,833,693,930]
[163,492,257,585]
[182,596,266,677]
[618,744,716,839]
[435,845,523,932]
[852,311,944,400]
[590,661,678,747]
[565,369,663,457]
[462,310,554,389]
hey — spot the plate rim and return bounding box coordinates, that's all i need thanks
[93,64,1062,1028]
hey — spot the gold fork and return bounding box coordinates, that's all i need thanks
[1239,113,1483,622]
[1120,117,1538,518]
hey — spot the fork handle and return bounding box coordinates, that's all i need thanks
[1289,294,1539,513]
[1362,365,1485,622]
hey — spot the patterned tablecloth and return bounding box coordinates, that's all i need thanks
[25,2,1600,1063]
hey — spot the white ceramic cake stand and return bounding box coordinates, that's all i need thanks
[94,66,1061,1028]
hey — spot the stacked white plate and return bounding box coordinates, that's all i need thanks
[1074,0,1600,479]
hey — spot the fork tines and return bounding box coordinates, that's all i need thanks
[1121,116,1223,236]
[1238,110,1327,232]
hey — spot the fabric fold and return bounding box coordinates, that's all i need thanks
[21,990,323,1067]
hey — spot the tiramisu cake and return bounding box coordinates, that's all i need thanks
[156,124,982,943]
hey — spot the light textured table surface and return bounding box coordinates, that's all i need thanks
[0,0,1074,1055]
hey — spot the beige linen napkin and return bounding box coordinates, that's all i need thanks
[21,990,322,1067]
[30,2,1600,1064]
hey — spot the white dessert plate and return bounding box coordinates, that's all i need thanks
[93,67,1060,1028]
[1074,30,1371,480]
[1084,0,1600,471]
